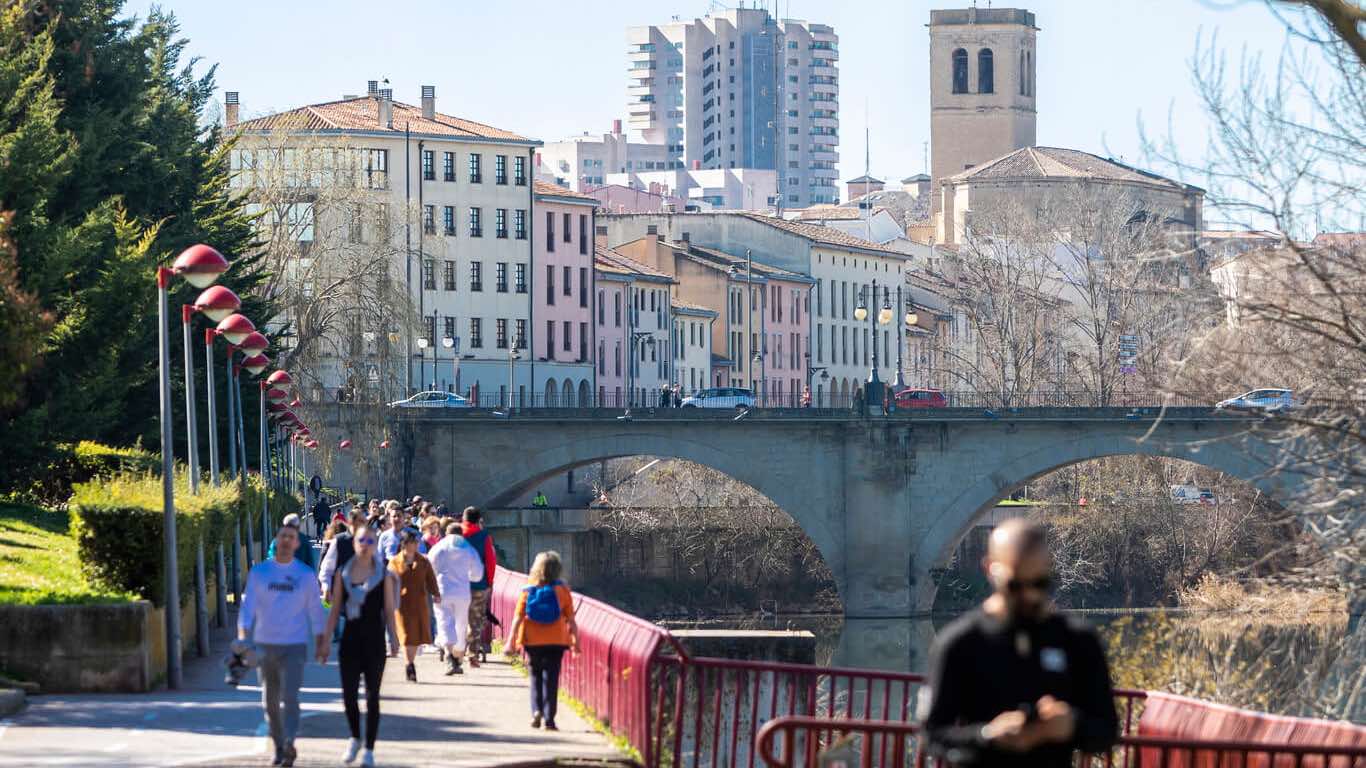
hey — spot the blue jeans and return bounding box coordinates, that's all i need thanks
[526,645,567,724]
[257,643,306,751]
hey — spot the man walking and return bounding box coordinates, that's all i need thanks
[378,505,418,562]
[239,525,328,767]
[923,519,1118,767]
[460,506,497,668]
[427,522,486,675]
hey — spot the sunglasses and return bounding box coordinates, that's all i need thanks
[355,536,376,546]
[1007,576,1053,593]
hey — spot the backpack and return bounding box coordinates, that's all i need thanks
[524,582,562,624]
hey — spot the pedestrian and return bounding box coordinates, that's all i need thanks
[801,385,812,408]
[418,515,443,554]
[311,492,331,537]
[268,513,316,570]
[321,519,398,767]
[238,524,328,767]
[507,551,579,731]
[658,384,670,408]
[426,521,485,675]
[318,509,367,602]
[377,505,418,561]
[531,490,549,508]
[388,529,440,682]
[460,506,498,667]
[923,519,1118,767]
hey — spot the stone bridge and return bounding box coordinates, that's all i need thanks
[325,406,1302,618]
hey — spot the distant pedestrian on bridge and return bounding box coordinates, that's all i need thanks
[923,518,1118,767]
[507,550,579,731]
[461,506,498,667]
[238,524,328,768]
[427,521,486,675]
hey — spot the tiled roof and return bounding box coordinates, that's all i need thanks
[236,96,534,143]
[533,180,598,204]
[846,174,884,184]
[734,212,908,256]
[946,147,1194,191]
[669,241,812,282]
[793,206,867,221]
[594,245,674,281]
[670,299,717,315]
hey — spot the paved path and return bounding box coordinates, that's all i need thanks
[0,620,623,767]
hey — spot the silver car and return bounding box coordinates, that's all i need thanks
[1214,388,1296,413]
[387,391,472,408]
[680,387,757,409]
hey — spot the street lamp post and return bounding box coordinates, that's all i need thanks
[508,336,523,411]
[804,351,829,407]
[416,333,429,392]
[893,286,919,393]
[441,334,455,392]
[192,289,240,635]
[853,279,893,414]
[626,332,656,411]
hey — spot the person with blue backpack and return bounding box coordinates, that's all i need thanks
[506,551,580,731]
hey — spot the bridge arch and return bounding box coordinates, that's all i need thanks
[912,425,1304,611]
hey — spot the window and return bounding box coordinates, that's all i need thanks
[421,149,434,180]
[362,148,388,189]
[443,151,455,181]
[469,318,482,348]
[444,316,456,341]
[978,49,994,93]
[514,155,526,185]
[422,205,435,234]
[495,154,507,184]
[422,259,435,290]
[614,342,621,376]
[562,213,572,244]
[442,260,455,291]
[579,215,588,255]
[495,208,507,238]
[597,290,604,324]
[468,153,482,183]
[468,207,482,237]
[545,212,555,252]
[515,263,526,293]
[423,316,435,345]
[952,48,969,94]
[562,320,571,352]
[598,341,605,374]
[514,209,527,239]
[515,319,527,349]
[443,205,455,235]
[545,320,555,359]
[579,268,588,308]
[469,261,482,291]
[614,293,621,326]
[496,319,508,349]
[816,279,823,316]
[496,262,508,292]
[562,265,572,297]
[546,265,555,305]
[579,322,587,360]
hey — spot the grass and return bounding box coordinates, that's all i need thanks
[0,501,135,605]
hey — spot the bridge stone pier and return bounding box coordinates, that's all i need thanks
[330,407,1300,618]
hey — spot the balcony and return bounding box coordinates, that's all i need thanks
[810,165,839,178]
[812,115,839,130]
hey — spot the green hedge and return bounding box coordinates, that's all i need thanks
[6,441,159,506]
[70,473,299,606]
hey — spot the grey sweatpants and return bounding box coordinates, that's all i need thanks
[257,643,307,750]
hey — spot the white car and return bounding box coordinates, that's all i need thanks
[1214,388,1296,413]
[680,387,757,409]
[387,391,471,409]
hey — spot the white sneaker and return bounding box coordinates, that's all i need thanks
[341,737,361,764]
[361,748,376,766]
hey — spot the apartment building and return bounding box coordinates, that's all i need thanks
[614,233,813,402]
[229,84,540,400]
[626,6,839,208]
[593,246,675,407]
[537,120,673,189]
[670,301,717,395]
[532,181,597,405]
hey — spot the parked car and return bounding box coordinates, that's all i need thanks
[1170,485,1218,505]
[387,391,471,408]
[680,387,757,409]
[893,388,948,409]
[1214,388,1296,413]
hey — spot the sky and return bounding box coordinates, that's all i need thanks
[140,0,1294,192]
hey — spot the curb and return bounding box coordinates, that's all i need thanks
[0,688,25,717]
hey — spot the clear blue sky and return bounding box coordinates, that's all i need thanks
[145,0,1292,190]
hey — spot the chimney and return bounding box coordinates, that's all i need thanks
[367,80,379,96]
[421,85,435,120]
[224,91,239,128]
[378,88,393,129]
[535,152,542,168]
[692,159,702,170]
[612,119,622,135]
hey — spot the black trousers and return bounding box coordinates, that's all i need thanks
[526,645,567,724]
[340,639,386,749]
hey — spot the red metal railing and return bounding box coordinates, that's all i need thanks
[754,717,1366,768]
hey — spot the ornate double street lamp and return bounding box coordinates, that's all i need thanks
[853,279,893,413]
[892,285,919,393]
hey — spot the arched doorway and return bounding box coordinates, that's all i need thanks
[578,379,591,407]
[562,379,574,407]
[544,378,557,407]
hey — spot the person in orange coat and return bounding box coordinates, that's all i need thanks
[388,530,440,683]
[507,551,580,731]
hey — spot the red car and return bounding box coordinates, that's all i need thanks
[894,388,948,409]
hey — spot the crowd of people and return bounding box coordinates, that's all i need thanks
[236,495,579,767]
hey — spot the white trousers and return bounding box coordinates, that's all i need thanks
[433,593,472,654]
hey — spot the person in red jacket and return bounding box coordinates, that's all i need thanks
[460,506,497,668]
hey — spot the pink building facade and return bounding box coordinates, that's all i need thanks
[755,272,814,406]
[531,182,597,405]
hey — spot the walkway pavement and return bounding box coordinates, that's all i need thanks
[0,619,624,767]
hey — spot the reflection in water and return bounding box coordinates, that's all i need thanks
[731,610,1360,721]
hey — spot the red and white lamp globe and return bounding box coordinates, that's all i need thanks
[267,370,293,387]
[266,387,289,404]
[239,332,269,358]
[193,286,241,322]
[216,314,255,346]
[172,244,229,288]
[241,354,269,376]
[338,439,352,450]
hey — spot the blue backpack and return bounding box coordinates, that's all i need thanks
[524,582,562,624]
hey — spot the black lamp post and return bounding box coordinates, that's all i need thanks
[854,280,893,412]
[893,285,920,391]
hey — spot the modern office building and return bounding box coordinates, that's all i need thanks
[626,6,839,209]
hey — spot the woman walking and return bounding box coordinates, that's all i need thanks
[507,551,579,731]
[389,529,440,682]
[321,521,397,767]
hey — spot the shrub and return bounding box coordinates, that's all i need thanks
[5,441,158,506]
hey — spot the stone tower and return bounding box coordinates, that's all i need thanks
[928,7,1038,237]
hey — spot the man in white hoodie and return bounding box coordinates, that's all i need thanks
[425,522,485,675]
[239,525,328,767]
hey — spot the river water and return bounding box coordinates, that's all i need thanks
[666,610,1363,722]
